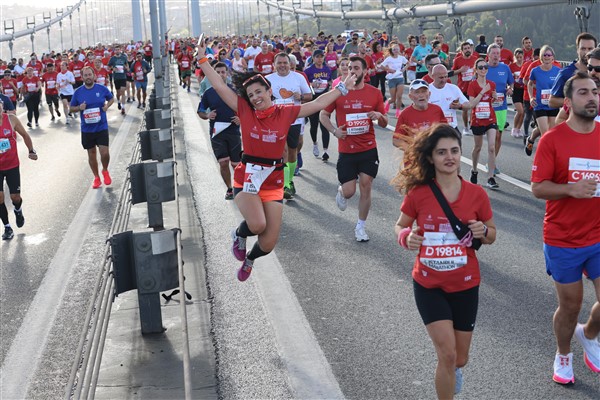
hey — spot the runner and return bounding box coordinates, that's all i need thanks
[197,62,242,201]
[370,41,386,100]
[267,53,312,200]
[57,61,76,125]
[70,67,115,189]
[381,43,408,112]
[41,63,61,122]
[243,37,261,72]
[452,41,477,136]
[0,101,38,240]
[510,48,525,138]
[231,49,247,73]
[467,58,499,189]
[494,35,514,65]
[93,58,109,87]
[130,52,152,109]
[108,45,130,114]
[195,39,356,281]
[20,67,41,128]
[411,34,433,79]
[253,41,275,75]
[319,56,388,242]
[531,71,600,385]
[1,69,18,109]
[305,49,333,163]
[428,65,472,134]
[393,124,496,399]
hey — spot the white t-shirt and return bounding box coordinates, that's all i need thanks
[57,71,76,95]
[244,46,261,70]
[266,71,312,125]
[381,55,408,80]
[428,83,469,128]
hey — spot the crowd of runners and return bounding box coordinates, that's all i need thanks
[1,27,599,400]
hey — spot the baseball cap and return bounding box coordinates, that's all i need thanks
[466,39,474,45]
[312,49,324,57]
[409,79,429,91]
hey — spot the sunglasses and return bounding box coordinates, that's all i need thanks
[543,53,554,57]
[477,64,488,70]
[588,65,600,73]
[242,74,270,88]
[427,62,441,67]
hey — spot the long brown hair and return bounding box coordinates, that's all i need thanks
[391,124,462,194]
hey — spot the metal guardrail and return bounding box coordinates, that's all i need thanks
[65,63,192,399]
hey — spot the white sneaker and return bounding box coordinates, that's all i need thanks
[462,128,473,136]
[312,144,319,157]
[574,323,600,373]
[552,353,575,385]
[336,186,347,211]
[511,128,519,138]
[355,226,369,242]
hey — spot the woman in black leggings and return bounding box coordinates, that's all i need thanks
[21,67,41,127]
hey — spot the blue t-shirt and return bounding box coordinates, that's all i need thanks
[551,61,577,99]
[412,44,433,73]
[197,86,238,134]
[0,94,15,111]
[71,84,114,133]
[486,63,514,111]
[530,65,561,111]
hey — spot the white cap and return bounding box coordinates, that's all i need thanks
[466,39,474,45]
[409,79,429,91]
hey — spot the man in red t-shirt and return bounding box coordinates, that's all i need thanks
[253,41,275,75]
[69,58,85,88]
[320,56,388,243]
[177,47,193,92]
[394,79,447,151]
[531,72,600,385]
[41,63,61,121]
[453,42,478,135]
[521,36,534,63]
[494,35,513,65]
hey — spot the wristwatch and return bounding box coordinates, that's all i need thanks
[335,82,349,96]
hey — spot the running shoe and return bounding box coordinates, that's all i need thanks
[117,102,121,110]
[35,122,39,128]
[455,367,463,395]
[336,186,347,211]
[283,186,293,200]
[493,167,500,176]
[470,170,478,185]
[289,181,296,195]
[121,108,126,115]
[230,228,246,261]
[322,152,329,162]
[525,136,534,156]
[142,102,146,108]
[313,144,319,157]
[574,323,600,373]
[504,121,510,129]
[92,176,102,189]
[27,122,32,128]
[486,177,499,189]
[51,116,55,121]
[137,103,142,109]
[510,128,519,138]
[127,97,132,103]
[2,226,14,240]
[187,87,191,93]
[553,353,575,385]
[66,119,70,125]
[297,151,303,169]
[463,128,473,136]
[56,109,61,117]
[237,257,253,282]
[14,210,24,228]
[102,170,112,185]
[182,83,186,89]
[355,226,369,242]
[225,188,234,200]
[395,108,401,118]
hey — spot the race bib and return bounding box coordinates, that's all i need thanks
[242,162,275,194]
[115,65,124,73]
[136,71,144,80]
[83,107,101,124]
[0,138,11,153]
[262,65,272,73]
[492,92,505,108]
[313,79,328,93]
[26,83,36,92]
[181,61,189,68]
[568,157,600,197]
[541,89,551,105]
[419,232,467,271]
[346,113,370,135]
[47,80,56,89]
[212,122,231,136]
[4,88,14,97]
[475,102,491,120]
[73,70,81,78]
[327,59,337,68]
[462,68,474,81]
[444,111,455,125]
[97,76,106,86]
[274,98,294,105]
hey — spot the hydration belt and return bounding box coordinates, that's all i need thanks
[241,153,285,170]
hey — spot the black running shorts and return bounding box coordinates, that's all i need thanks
[337,148,379,184]
[210,126,241,162]
[0,166,21,194]
[81,129,109,150]
[286,124,301,149]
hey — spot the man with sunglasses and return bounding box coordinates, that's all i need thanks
[341,33,360,58]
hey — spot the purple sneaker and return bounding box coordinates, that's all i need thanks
[231,228,246,261]
[238,258,254,281]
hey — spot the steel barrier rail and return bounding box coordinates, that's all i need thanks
[0,1,84,43]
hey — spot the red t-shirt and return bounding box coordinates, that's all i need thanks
[41,71,59,95]
[131,61,147,82]
[510,62,524,89]
[394,104,447,150]
[94,49,105,59]
[233,98,301,190]
[467,80,497,127]
[452,55,476,93]
[0,113,19,171]
[143,44,153,57]
[324,84,385,154]
[177,54,192,70]
[500,48,513,65]
[254,52,275,74]
[441,43,450,54]
[70,60,85,81]
[401,179,493,293]
[1,78,18,101]
[523,49,534,63]
[21,76,40,93]
[359,54,374,82]
[531,122,600,247]
[405,47,415,71]
[26,62,43,77]
[94,67,109,86]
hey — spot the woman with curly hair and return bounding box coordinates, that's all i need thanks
[392,124,496,399]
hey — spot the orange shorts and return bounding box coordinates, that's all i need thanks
[233,185,284,203]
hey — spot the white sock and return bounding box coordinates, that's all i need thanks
[356,219,366,229]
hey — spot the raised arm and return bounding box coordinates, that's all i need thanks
[196,38,239,112]
[297,73,357,118]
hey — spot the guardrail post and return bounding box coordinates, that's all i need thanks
[129,161,176,229]
[139,128,173,162]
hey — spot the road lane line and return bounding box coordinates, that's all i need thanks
[0,107,137,400]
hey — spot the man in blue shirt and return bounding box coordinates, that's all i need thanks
[197,62,241,200]
[70,66,114,189]
[549,32,597,109]
[486,44,514,173]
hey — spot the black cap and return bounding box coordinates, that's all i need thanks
[312,49,324,57]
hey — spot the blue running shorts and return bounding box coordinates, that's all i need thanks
[544,242,600,284]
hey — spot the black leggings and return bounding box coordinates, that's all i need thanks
[370,72,387,99]
[25,92,40,123]
[308,110,330,149]
[523,101,535,136]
